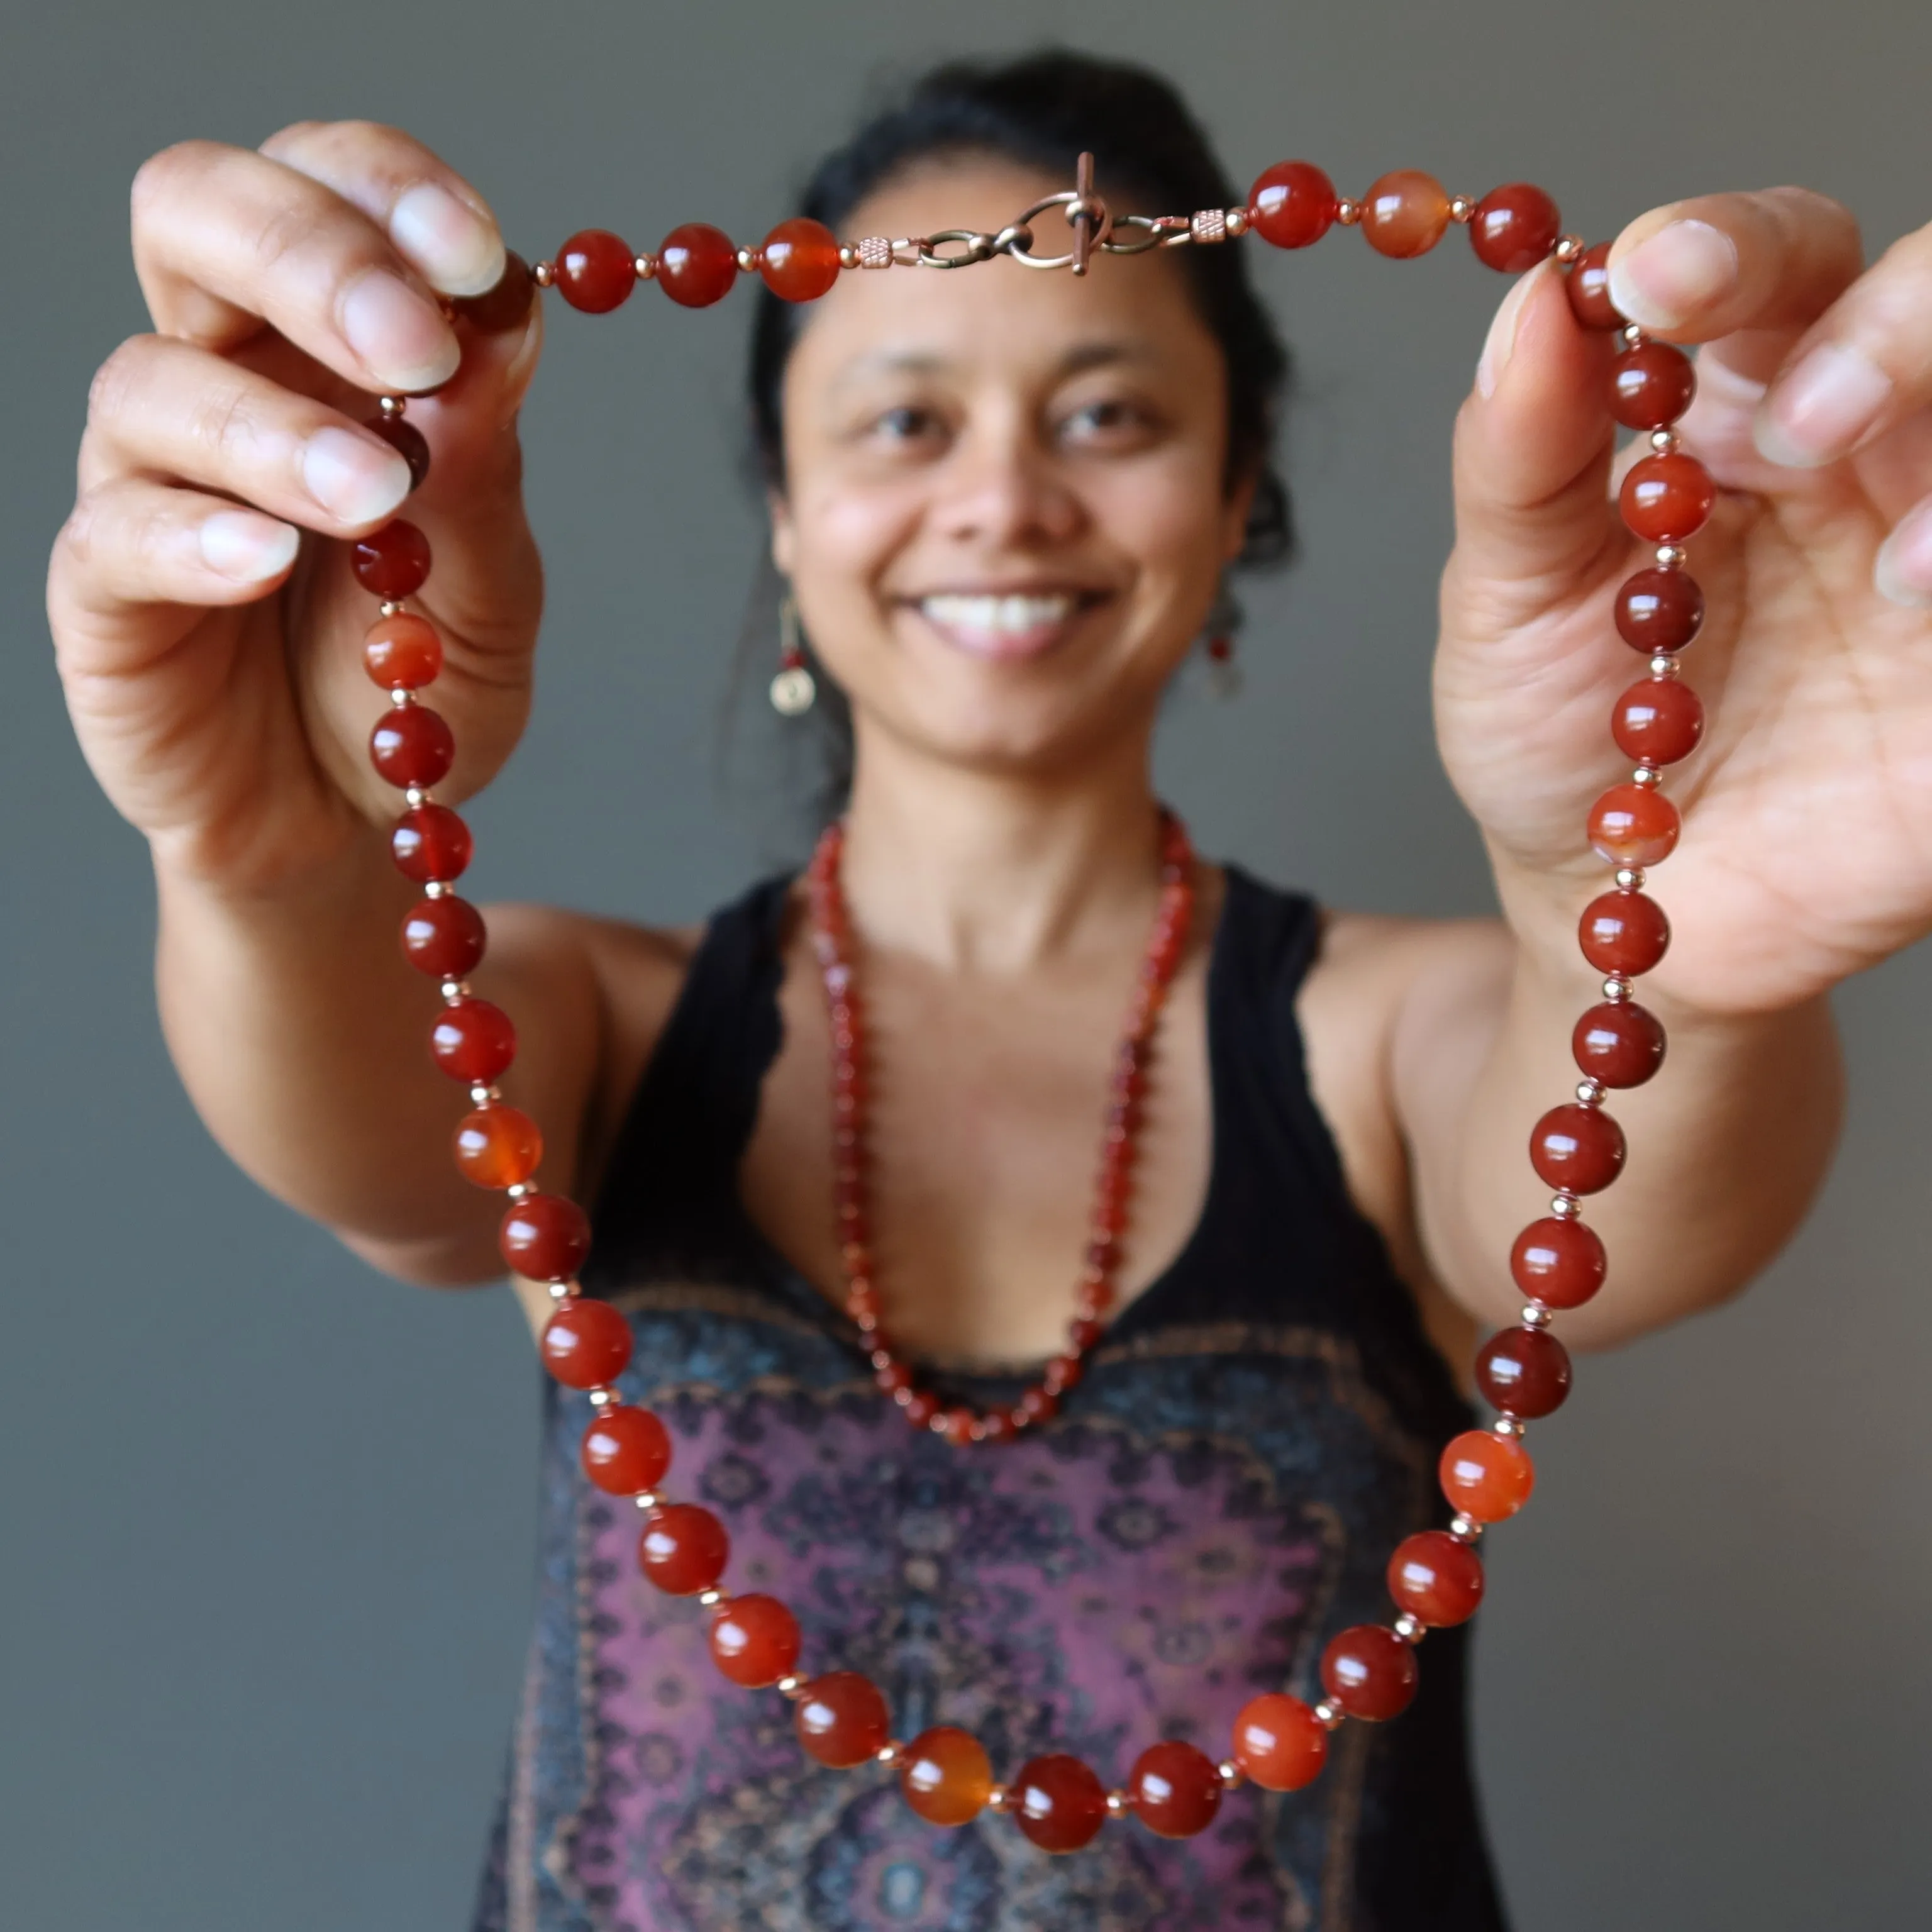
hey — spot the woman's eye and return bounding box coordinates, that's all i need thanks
[1061,398,1155,445]
[870,404,943,445]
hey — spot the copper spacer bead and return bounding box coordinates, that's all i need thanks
[697,1588,725,1607]
[1521,1301,1553,1328]
[1394,1612,1426,1643]
[1550,1191,1581,1218]
[1448,195,1475,223]
[379,600,406,619]
[1602,975,1633,1003]
[838,243,859,269]
[587,1386,618,1409]
[1615,866,1647,890]
[634,254,657,280]
[1633,764,1663,787]
[1493,1415,1528,1440]
[468,1083,495,1108]
[424,879,450,900]
[1555,233,1586,264]
[1650,428,1681,455]
[987,1784,1011,1813]
[776,1675,806,1698]
[1105,1789,1130,1816]
[1336,198,1360,226]
[403,786,430,809]
[1218,1758,1246,1788]
[547,1279,573,1301]
[505,1180,535,1201]
[532,260,555,287]
[379,394,407,418]
[736,247,760,273]
[1650,653,1682,680]
[1448,1512,1484,1541]
[1655,545,1689,570]
[877,1741,904,1768]
[1621,322,1647,348]
[440,978,470,1002]
[1576,1077,1606,1106]
[1225,205,1250,236]
[631,1490,658,1510]
[1313,1699,1345,1728]
[389,686,414,709]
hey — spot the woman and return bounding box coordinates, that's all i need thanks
[45,47,1932,1932]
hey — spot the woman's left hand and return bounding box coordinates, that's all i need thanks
[1438,186,1932,1014]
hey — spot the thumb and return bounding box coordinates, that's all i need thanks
[1449,256,1620,626]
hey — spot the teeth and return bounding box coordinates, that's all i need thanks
[921,592,1077,634]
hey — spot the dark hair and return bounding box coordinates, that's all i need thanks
[730,50,1296,826]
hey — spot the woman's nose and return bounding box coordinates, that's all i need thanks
[929,421,1084,550]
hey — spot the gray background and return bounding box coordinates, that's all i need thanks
[3,1,1927,1926]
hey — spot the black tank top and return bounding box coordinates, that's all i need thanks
[473,863,1510,1932]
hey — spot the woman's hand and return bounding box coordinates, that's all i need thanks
[1438,186,1932,1015]
[47,120,544,896]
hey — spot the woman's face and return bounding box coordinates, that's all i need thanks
[772,157,1255,779]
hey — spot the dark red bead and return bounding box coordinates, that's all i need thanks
[453,1104,541,1189]
[392,803,472,883]
[794,1671,890,1768]
[454,250,535,333]
[1231,1693,1329,1791]
[555,229,636,313]
[1573,1001,1667,1088]
[1441,1430,1536,1522]
[709,1592,800,1688]
[1128,1740,1223,1839]
[1475,1326,1574,1419]
[1011,1753,1109,1853]
[538,1297,630,1389]
[1510,1215,1607,1309]
[1530,1104,1627,1194]
[401,896,486,977]
[1621,453,1716,543]
[1579,890,1670,977]
[1469,183,1561,272]
[1615,568,1705,654]
[368,414,430,492]
[1611,341,1697,430]
[1360,169,1450,257]
[1566,242,1624,330]
[1248,160,1338,248]
[638,1502,729,1596]
[760,218,841,302]
[1321,1624,1419,1721]
[369,704,453,788]
[580,1405,671,1496]
[362,612,443,689]
[430,997,516,1082]
[500,1192,591,1282]
[1018,1386,1059,1426]
[1387,1530,1486,1626]
[1613,677,1704,766]
[351,519,431,599]
[657,223,738,308]
[902,1391,939,1430]
[1589,784,1681,868]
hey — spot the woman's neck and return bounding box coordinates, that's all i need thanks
[836,724,1170,974]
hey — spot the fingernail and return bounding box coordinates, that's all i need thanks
[301,426,413,524]
[390,181,506,299]
[1608,219,1738,330]
[1754,341,1893,468]
[200,510,299,582]
[1875,499,1932,609]
[1477,260,1544,399]
[340,268,461,392]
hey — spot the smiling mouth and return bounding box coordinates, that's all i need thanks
[913,590,1108,660]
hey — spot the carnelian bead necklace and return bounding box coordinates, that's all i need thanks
[343,153,1713,1849]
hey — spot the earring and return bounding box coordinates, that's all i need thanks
[1202,582,1244,699]
[770,594,817,716]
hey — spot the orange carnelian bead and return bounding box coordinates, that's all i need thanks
[1440,1429,1535,1522]
[1469,183,1561,272]
[1611,341,1697,430]
[430,997,516,1082]
[1128,1740,1223,1839]
[392,803,472,883]
[1388,1530,1486,1627]
[709,1592,799,1687]
[1232,1692,1329,1791]
[1613,677,1704,767]
[501,1192,591,1282]
[1566,242,1624,330]
[658,223,739,308]
[538,1297,630,1389]
[1616,567,1704,654]
[1011,1753,1109,1853]
[1589,783,1681,867]
[1573,1000,1667,1088]
[362,611,443,689]
[794,1672,891,1768]
[580,1404,671,1496]
[401,896,486,977]
[1360,170,1451,258]
[453,1104,543,1189]
[555,230,636,313]
[1321,1624,1419,1721]
[369,413,430,492]
[1248,160,1338,247]
[1530,1102,1626,1193]
[454,250,536,333]
[1579,889,1670,977]
[639,1502,729,1596]
[1510,1215,1607,1309]
[369,706,454,789]
[351,519,431,599]
[760,218,842,302]
[900,1726,995,1826]
[1621,452,1717,543]
[1475,1326,1574,1419]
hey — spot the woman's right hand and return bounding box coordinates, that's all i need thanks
[48,120,545,895]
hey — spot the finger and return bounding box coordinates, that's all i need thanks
[80,334,413,531]
[131,140,460,394]
[53,476,299,625]
[1449,258,1619,608]
[258,119,506,298]
[1875,491,1932,609]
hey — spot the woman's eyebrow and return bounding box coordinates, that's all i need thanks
[828,338,1159,393]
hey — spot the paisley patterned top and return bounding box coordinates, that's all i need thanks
[472,865,1510,1931]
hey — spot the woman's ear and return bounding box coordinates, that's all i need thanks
[769,489,796,577]
[1221,470,1260,564]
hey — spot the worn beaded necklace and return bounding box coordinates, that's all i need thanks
[355,155,1706,1849]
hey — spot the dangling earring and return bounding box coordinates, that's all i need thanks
[1201,580,1244,699]
[770,593,816,716]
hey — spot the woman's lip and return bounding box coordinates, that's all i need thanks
[904,591,1112,662]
